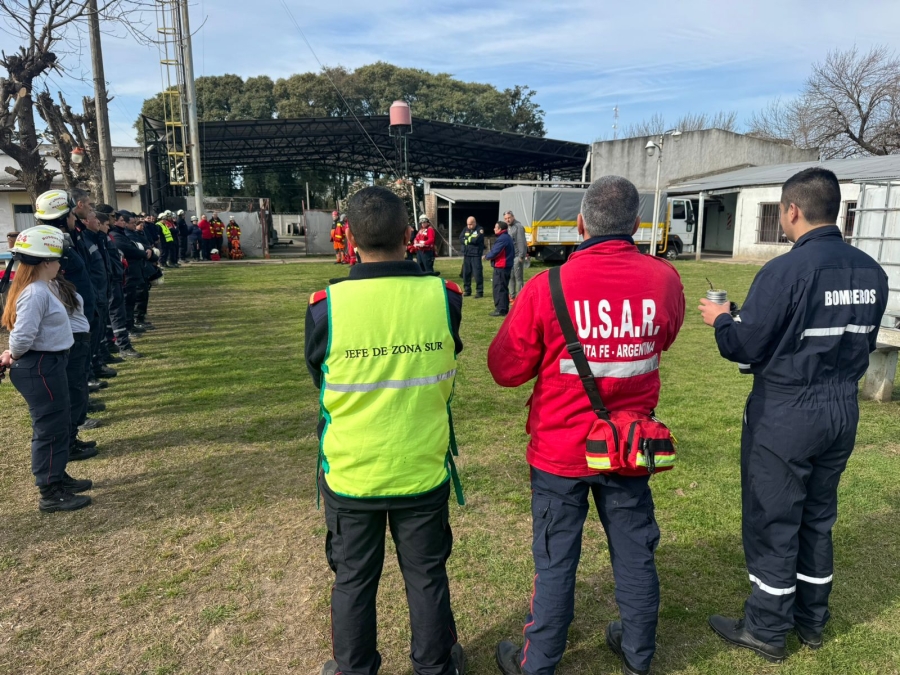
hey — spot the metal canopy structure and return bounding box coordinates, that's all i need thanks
[143,114,589,183]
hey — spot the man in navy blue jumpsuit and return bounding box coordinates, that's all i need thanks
[700,168,888,662]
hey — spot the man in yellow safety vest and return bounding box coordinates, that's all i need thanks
[305,186,466,675]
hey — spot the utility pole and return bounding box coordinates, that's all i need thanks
[87,0,117,208]
[179,0,204,216]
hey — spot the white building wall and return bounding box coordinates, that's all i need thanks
[732,183,861,261]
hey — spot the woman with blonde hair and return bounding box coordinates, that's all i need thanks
[0,226,92,513]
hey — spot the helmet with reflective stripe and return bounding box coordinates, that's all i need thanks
[35,190,74,221]
[12,225,65,262]
[418,214,430,222]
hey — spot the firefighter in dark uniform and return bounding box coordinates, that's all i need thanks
[459,216,484,297]
[110,211,155,333]
[127,220,159,330]
[306,186,466,675]
[104,212,142,358]
[700,168,889,662]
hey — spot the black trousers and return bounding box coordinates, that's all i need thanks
[322,477,458,675]
[109,280,131,348]
[741,384,858,646]
[170,239,180,264]
[124,281,139,329]
[201,239,213,260]
[492,267,511,314]
[462,256,483,295]
[135,283,150,323]
[180,236,189,259]
[67,333,91,434]
[90,305,105,371]
[9,351,70,486]
[416,250,435,273]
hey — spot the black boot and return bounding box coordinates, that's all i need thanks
[708,615,786,663]
[119,346,144,358]
[795,623,823,650]
[606,621,650,675]
[319,660,338,675]
[105,355,124,364]
[61,472,93,493]
[495,640,523,675]
[87,399,106,413]
[94,365,118,378]
[69,443,99,461]
[74,437,97,449]
[451,643,466,675]
[38,483,92,513]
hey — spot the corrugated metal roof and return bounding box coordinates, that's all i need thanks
[431,189,503,203]
[668,155,900,194]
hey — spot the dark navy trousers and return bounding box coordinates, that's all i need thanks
[462,256,483,295]
[521,467,660,674]
[9,351,71,486]
[67,333,91,435]
[741,383,858,646]
[492,268,511,315]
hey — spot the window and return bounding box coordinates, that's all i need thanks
[757,203,788,244]
[671,201,686,219]
[843,201,857,240]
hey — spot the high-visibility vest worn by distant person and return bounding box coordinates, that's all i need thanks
[317,275,460,500]
[158,222,174,243]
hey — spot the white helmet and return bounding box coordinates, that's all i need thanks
[190,215,198,222]
[177,209,185,216]
[12,225,65,261]
[35,190,73,221]
[418,214,430,223]
[211,248,219,255]
[152,247,161,257]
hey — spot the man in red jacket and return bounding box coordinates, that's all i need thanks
[198,214,214,260]
[488,176,685,675]
[414,214,436,272]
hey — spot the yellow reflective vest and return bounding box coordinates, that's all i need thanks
[318,275,462,502]
[158,222,174,243]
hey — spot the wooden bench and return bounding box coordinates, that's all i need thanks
[861,341,899,402]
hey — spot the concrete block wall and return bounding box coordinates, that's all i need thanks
[591,129,819,192]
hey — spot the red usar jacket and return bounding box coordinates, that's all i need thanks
[414,226,435,251]
[487,240,686,477]
[198,219,213,240]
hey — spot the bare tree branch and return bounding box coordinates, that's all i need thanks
[750,46,900,158]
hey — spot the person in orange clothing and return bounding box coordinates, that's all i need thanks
[331,211,345,264]
[209,212,225,253]
[225,216,243,259]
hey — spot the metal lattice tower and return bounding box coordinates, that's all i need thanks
[155,0,190,186]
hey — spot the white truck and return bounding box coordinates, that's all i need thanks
[497,185,697,261]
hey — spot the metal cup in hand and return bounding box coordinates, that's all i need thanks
[706,289,728,305]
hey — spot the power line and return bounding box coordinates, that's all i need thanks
[278,0,400,178]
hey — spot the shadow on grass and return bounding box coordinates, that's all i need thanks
[457,491,900,675]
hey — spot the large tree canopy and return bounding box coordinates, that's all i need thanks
[138,62,545,135]
[138,62,545,210]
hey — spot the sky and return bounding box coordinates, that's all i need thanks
[4,0,900,147]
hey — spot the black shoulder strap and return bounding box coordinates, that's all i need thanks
[548,266,611,421]
[0,258,14,295]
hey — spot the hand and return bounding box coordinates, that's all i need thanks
[1,350,13,367]
[146,250,153,259]
[698,298,732,326]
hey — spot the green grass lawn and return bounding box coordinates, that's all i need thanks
[0,258,898,675]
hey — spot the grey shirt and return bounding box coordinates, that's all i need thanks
[8,280,75,359]
[509,220,527,259]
